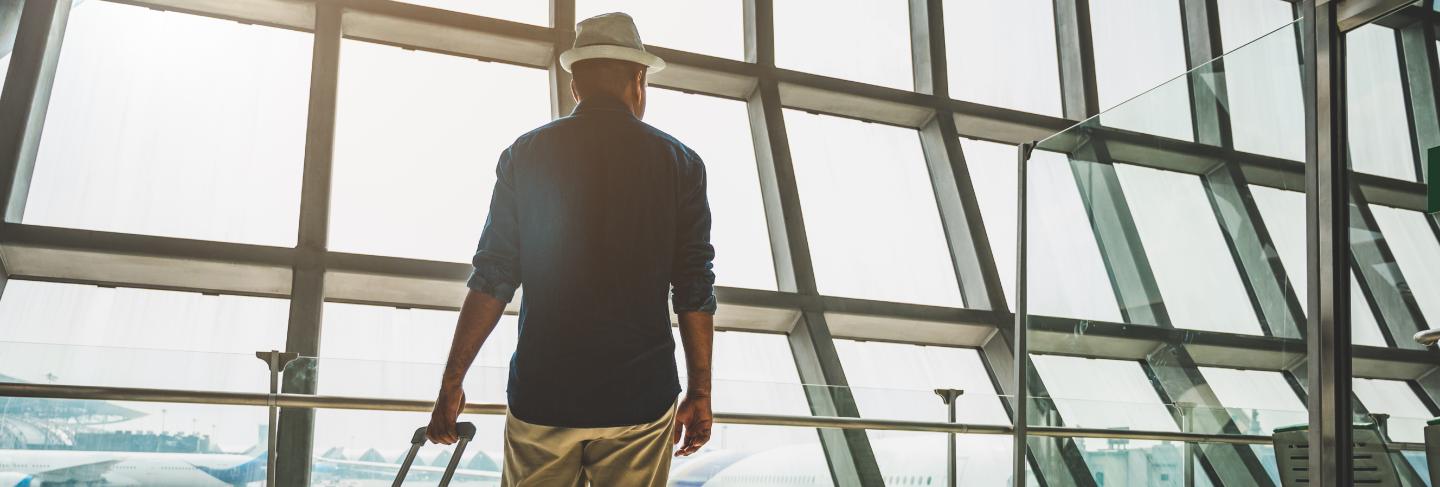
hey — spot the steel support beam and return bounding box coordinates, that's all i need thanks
[982,327,1099,487]
[0,0,67,224]
[1348,189,1429,349]
[1302,2,1353,485]
[744,1,881,480]
[275,4,340,486]
[547,0,574,118]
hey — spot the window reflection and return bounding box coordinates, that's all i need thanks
[1368,205,1440,328]
[27,1,310,246]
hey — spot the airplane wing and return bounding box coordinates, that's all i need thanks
[30,459,121,484]
[315,456,501,480]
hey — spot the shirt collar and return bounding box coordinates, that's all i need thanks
[571,95,634,117]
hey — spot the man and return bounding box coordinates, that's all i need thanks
[424,12,716,487]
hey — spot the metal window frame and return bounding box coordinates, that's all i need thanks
[0,1,1438,486]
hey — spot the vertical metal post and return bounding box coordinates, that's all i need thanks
[276,4,340,486]
[935,388,964,487]
[1183,403,1195,487]
[255,350,297,487]
[1301,1,1353,486]
[1013,142,1033,487]
[266,351,279,487]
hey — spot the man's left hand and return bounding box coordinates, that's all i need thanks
[672,394,712,456]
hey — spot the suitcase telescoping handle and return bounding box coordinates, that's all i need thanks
[392,422,477,487]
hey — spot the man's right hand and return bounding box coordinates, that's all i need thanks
[426,386,466,444]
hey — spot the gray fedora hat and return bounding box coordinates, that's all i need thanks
[559,12,666,74]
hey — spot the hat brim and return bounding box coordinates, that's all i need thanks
[560,44,666,74]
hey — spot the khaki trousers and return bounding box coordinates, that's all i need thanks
[501,401,677,487]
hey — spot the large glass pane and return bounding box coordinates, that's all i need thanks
[1250,185,1389,346]
[785,110,960,307]
[312,409,507,485]
[1215,0,1304,160]
[835,339,1015,485]
[966,137,1122,320]
[644,89,777,290]
[394,0,547,27]
[317,303,517,403]
[1198,367,1306,434]
[1353,378,1434,443]
[576,0,741,59]
[944,0,1062,116]
[1368,205,1440,328]
[1032,355,1187,481]
[1088,0,1193,140]
[773,0,912,90]
[0,280,287,392]
[1,399,271,483]
[1115,164,1262,334]
[674,330,810,415]
[329,40,550,262]
[1347,24,1418,181]
[26,1,309,246]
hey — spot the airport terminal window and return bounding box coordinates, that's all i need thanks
[1088,0,1194,141]
[0,399,272,478]
[962,138,1124,321]
[25,1,309,246]
[1216,0,1304,161]
[673,330,810,415]
[1249,185,1390,346]
[313,409,508,485]
[644,89,778,290]
[577,0,742,59]
[1347,24,1418,181]
[1030,355,1181,474]
[785,110,961,307]
[834,340,1016,485]
[944,0,1063,116]
[0,280,287,393]
[393,0,547,26]
[328,40,550,262]
[1114,164,1262,334]
[317,303,518,403]
[1368,205,1440,327]
[1197,367,1306,434]
[1352,378,1435,443]
[773,0,913,90]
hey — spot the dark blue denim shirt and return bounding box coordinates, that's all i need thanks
[466,95,717,428]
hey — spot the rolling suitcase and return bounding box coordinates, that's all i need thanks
[392,422,477,487]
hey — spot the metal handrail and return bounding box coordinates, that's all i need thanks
[0,381,1423,450]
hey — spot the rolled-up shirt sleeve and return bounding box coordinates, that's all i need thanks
[671,152,717,314]
[467,148,522,302]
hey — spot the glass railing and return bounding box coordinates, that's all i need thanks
[1019,18,1313,487]
[7,340,1409,486]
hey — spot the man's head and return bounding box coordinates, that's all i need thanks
[570,59,647,118]
[558,13,665,118]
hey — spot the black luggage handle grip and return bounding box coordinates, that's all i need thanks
[393,422,477,487]
[409,422,477,445]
